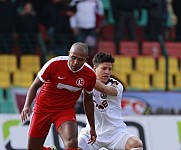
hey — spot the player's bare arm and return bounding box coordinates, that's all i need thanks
[95,80,118,96]
[21,77,43,123]
[83,91,97,144]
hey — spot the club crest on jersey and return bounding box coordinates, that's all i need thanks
[76,78,84,87]
[100,93,107,99]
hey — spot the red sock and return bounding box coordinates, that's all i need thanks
[42,146,51,150]
[66,148,77,150]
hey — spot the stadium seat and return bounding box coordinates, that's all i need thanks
[111,72,128,89]
[20,54,41,74]
[13,70,34,88]
[175,72,181,89]
[113,55,133,74]
[99,25,114,41]
[0,54,18,73]
[141,41,161,57]
[135,56,156,74]
[119,41,139,57]
[128,71,150,90]
[112,55,133,88]
[158,57,179,75]
[152,72,165,90]
[151,71,173,90]
[0,72,11,88]
[165,42,181,58]
[97,41,115,54]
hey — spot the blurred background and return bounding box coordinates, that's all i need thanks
[0,0,181,149]
[0,0,181,114]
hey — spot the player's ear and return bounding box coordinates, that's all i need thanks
[85,56,89,61]
[93,66,96,71]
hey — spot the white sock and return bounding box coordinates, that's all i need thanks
[131,148,143,150]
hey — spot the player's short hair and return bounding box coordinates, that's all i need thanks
[92,52,115,67]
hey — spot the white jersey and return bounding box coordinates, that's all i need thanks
[86,78,127,136]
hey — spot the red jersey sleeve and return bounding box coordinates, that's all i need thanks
[84,64,96,94]
[38,58,53,82]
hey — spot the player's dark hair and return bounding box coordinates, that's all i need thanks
[92,52,115,67]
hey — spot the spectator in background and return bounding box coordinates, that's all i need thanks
[40,0,75,56]
[29,0,49,17]
[146,0,168,41]
[111,0,140,54]
[0,0,18,53]
[172,0,181,41]
[16,2,39,54]
[69,0,104,65]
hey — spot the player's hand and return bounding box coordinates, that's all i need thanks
[21,106,31,123]
[88,128,97,145]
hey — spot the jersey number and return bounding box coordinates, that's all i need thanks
[95,100,108,110]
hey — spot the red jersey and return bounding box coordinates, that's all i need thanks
[34,56,96,113]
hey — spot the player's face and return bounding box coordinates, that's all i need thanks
[69,49,87,71]
[95,62,112,83]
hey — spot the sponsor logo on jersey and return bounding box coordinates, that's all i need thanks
[57,83,81,92]
[100,93,107,99]
[58,76,66,79]
[76,78,84,87]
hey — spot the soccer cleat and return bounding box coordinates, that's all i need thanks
[49,145,57,150]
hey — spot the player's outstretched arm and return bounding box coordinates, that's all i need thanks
[21,76,43,123]
[83,91,97,144]
[94,80,118,96]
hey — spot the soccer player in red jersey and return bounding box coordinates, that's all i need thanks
[21,42,97,150]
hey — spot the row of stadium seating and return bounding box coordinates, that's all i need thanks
[0,54,41,88]
[0,53,181,91]
[112,55,181,90]
[97,40,181,90]
[97,41,181,58]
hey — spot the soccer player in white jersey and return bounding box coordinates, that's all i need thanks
[78,52,143,150]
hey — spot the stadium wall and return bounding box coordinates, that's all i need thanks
[2,87,181,115]
[0,114,180,150]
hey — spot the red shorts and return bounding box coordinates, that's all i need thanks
[28,108,76,138]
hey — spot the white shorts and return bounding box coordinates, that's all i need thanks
[78,127,134,150]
